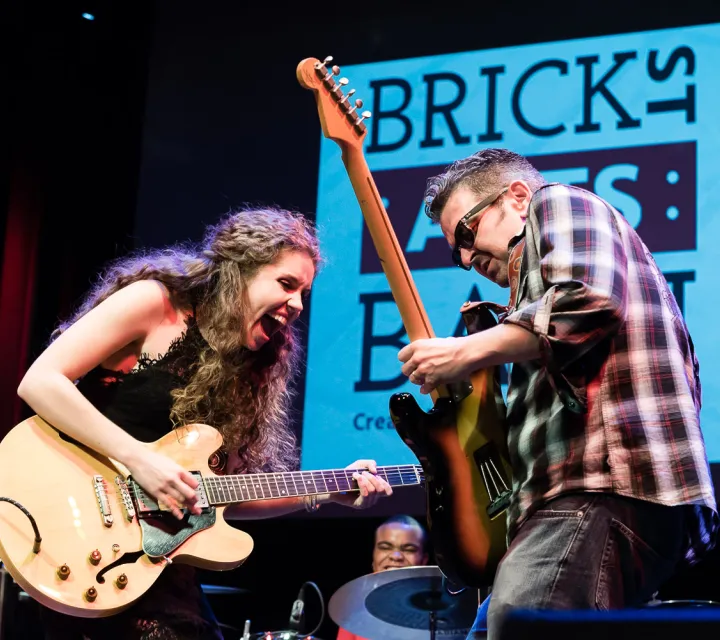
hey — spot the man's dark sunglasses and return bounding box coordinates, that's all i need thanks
[451,187,508,270]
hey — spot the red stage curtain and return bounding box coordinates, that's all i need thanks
[0,161,41,438]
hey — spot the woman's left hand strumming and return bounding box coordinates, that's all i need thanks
[326,459,393,509]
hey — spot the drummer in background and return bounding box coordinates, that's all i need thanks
[337,515,429,640]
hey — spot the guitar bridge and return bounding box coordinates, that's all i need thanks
[92,475,114,527]
[473,443,511,520]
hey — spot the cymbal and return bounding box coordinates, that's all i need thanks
[200,583,250,595]
[329,566,477,640]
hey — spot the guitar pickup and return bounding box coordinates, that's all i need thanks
[191,472,210,509]
[129,471,210,518]
[115,476,136,521]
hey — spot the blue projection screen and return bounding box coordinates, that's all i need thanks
[301,24,720,470]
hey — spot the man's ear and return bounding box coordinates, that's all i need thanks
[507,180,532,212]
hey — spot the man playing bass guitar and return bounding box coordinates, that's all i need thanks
[398,148,718,639]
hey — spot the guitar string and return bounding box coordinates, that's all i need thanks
[125,465,425,505]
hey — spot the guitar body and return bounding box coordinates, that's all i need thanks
[391,368,510,587]
[0,417,253,618]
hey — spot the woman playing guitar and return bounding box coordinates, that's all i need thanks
[15,206,392,639]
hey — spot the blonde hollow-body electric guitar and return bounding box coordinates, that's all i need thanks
[0,416,423,617]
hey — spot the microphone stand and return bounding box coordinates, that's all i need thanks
[429,609,437,640]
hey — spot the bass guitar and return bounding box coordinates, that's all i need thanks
[297,56,512,587]
[0,416,423,617]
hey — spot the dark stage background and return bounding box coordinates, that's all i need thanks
[4,1,720,638]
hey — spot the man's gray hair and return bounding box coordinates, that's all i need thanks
[424,148,547,222]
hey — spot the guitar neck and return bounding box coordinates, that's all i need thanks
[343,145,435,343]
[203,464,423,506]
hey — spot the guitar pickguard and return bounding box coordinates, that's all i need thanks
[129,472,216,558]
[139,509,216,558]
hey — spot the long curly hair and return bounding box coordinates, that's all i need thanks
[53,206,321,473]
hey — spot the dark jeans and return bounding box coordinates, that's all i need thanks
[468,492,688,640]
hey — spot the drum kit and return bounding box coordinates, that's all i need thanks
[210,565,478,640]
[5,560,720,640]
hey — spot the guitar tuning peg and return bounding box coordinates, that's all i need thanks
[322,56,333,65]
[357,110,372,124]
[322,64,341,83]
[354,98,364,109]
[337,77,349,87]
[339,87,356,108]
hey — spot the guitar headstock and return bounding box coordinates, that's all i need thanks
[297,56,371,150]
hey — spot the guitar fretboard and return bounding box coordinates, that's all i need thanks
[202,464,423,505]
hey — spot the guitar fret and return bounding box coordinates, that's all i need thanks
[232,476,245,501]
[277,473,292,496]
[212,478,224,504]
[340,469,354,492]
[228,476,243,502]
[204,480,216,504]
[312,471,329,494]
[218,477,229,503]
[267,473,281,498]
[301,471,316,496]
[285,472,298,496]
[287,473,298,496]
[323,470,339,493]
[255,475,268,500]
[390,466,404,485]
[224,475,237,502]
[241,475,256,501]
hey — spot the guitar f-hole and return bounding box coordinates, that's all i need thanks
[473,442,511,520]
[95,550,145,584]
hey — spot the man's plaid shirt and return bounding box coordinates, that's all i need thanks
[502,183,717,562]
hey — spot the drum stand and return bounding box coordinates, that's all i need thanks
[429,610,437,640]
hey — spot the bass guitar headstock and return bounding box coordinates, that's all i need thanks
[296,56,371,151]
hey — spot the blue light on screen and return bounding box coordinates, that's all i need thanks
[302,23,720,469]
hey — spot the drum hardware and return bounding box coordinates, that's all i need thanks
[239,581,325,640]
[200,583,251,596]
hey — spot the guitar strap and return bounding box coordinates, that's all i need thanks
[459,238,524,333]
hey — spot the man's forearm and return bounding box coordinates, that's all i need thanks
[464,322,541,369]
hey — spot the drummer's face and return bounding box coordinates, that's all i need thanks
[372,524,428,572]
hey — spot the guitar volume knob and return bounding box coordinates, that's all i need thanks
[116,573,128,589]
[89,550,102,565]
[85,587,97,602]
[57,564,71,580]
